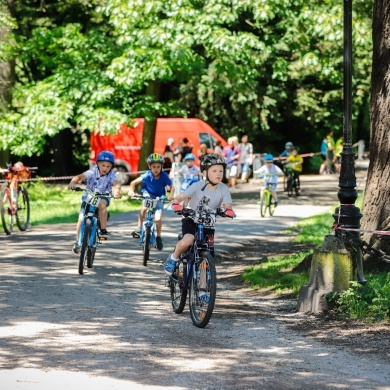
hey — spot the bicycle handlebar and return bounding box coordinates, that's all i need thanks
[131,194,169,201]
[175,207,234,219]
[72,187,116,197]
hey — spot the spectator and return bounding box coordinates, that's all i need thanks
[334,136,343,173]
[198,143,208,161]
[238,135,253,183]
[163,144,174,175]
[214,140,223,155]
[319,136,328,174]
[326,130,336,174]
[174,138,193,162]
[222,137,240,187]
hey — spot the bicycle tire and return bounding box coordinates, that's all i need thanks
[87,247,96,268]
[260,191,267,217]
[170,260,188,314]
[189,251,216,328]
[269,197,276,216]
[79,219,91,275]
[283,174,288,191]
[143,226,151,266]
[287,176,293,197]
[16,187,30,231]
[1,188,14,235]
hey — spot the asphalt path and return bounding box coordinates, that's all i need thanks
[1,165,389,390]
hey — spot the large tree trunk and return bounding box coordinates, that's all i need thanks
[138,80,161,173]
[361,0,390,271]
[0,0,15,166]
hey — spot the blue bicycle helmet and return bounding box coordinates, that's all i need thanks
[184,153,196,161]
[264,153,274,161]
[97,150,115,164]
[285,142,294,149]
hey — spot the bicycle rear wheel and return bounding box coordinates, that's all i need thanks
[189,251,216,328]
[79,219,91,275]
[170,260,188,314]
[260,191,267,217]
[16,187,30,231]
[143,226,151,266]
[1,188,14,235]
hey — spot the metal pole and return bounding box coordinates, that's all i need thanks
[333,0,365,284]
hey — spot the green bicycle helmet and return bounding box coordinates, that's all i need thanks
[147,153,164,164]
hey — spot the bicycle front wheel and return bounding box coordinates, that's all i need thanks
[16,187,30,231]
[143,226,151,266]
[79,219,91,275]
[287,176,293,197]
[189,251,216,328]
[260,191,267,217]
[269,197,276,216]
[1,188,14,235]
[170,260,188,314]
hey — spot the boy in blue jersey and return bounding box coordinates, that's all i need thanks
[128,153,174,250]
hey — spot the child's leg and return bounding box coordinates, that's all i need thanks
[172,233,194,259]
[75,213,83,241]
[137,207,146,229]
[155,211,162,236]
[98,200,109,230]
[271,190,278,201]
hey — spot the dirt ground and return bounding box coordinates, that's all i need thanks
[219,235,390,364]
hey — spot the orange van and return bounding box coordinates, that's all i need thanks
[90,118,227,184]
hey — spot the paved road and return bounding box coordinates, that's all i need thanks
[2,165,389,390]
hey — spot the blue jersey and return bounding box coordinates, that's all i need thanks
[141,170,172,198]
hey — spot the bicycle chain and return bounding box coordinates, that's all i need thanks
[336,227,390,263]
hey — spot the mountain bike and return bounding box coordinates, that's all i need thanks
[131,194,168,266]
[285,165,300,197]
[260,182,277,217]
[167,203,234,328]
[73,187,114,275]
[0,163,37,235]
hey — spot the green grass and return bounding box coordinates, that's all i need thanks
[0,181,140,228]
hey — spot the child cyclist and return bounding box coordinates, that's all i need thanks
[128,153,174,250]
[254,153,283,205]
[164,153,235,275]
[68,150,122,254]
[285,147,303,194]
[176,153,202,192]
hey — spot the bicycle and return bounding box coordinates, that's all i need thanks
[72,187,114,275]
[259,178,277,217]
[167,204,233,328]
[131,194,168,266]
[0,163,37,235]
[285,165,300,197]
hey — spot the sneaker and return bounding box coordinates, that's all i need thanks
[132,228,141,238]
[274,199,279,206]
[198,293,210,304]
[164,255,177,275]
[156,236,163,251]
[72,242,80,254]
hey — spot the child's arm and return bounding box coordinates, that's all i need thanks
[68,173,87,189]
[112,180,122,199]
[167,185,175,201]
[128,176,143,197]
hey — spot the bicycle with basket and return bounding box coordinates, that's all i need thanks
[167,202,234,328]
[131,194,168,266]
[0,162,37,235]
[72,187,115,275]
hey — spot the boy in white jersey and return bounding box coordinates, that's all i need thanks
[177,153,202,191]
[68,150,121,253]
[164,154,235,275]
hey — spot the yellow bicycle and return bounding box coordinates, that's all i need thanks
[260,183,276,217]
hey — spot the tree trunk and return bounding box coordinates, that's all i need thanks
[361,0,390,271]
[138,80,161,173]
[0,0,15,166]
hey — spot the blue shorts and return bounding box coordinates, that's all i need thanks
[263,183,277,191]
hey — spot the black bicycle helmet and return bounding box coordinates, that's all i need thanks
[200,153,226,172]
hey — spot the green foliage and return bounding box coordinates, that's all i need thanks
[242,251,311,296]
[333,275,390,322]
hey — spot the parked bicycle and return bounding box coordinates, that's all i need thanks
[167,206,233,328]
[0,163,37,235]
[285,165,300,197]
[131,194,168,266]
[260,181,277,217]
[72,187,114,275]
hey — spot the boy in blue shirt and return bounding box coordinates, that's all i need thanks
[128,153,174,250]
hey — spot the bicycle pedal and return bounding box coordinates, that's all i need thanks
[100,236,108,241]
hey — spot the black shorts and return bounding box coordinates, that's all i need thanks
[182,217,215,237]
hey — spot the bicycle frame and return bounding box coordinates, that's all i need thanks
[260,183,276,217]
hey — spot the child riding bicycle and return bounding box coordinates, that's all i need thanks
[176,153,202,192]
[164,153,235,275]
[68,150,122,253]
[128,153,175,251]
[254,153,283,205]
[285,147,303,194]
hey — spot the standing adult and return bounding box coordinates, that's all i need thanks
[326,130,335,174]
[174,137,193,162]
[319,135,328,174]
[238,135,253,183]
[222,137,240,187]
[214,140,223,155]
